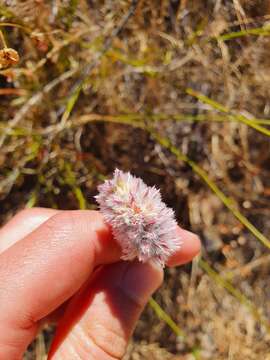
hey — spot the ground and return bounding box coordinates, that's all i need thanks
[1,1,270,359]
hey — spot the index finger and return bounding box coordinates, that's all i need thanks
[0,208,59,253]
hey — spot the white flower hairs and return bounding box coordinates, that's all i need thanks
[95,169,181,267]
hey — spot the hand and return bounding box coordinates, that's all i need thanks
[0,208,200,359]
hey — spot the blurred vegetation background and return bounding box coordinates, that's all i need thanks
[1,1,270,359]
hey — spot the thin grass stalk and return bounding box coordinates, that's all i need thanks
[61,113,270,251]
[73,112,270,129]
[149,298,201,358]
[215,27,270,41]
[199,259,270,332]
[149,297,185,338]
[69,113,270,250]
[74,116,270,331]
[152,131,270,250]
[186,88,270,138]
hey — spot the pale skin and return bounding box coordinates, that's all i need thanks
[0,208,201,359]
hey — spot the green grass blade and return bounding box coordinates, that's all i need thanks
[199,259,270,332]
[149,297,201,359]
[215,27,270,41]
[25,189,38,208]
[64,162,87,209]
[72,115,270,348]
[152,132,270,249]
[149,297,185,338]
[60,84,83,127]
[235,114,270,137]
[73,186,87,210]
[187,88,270,138]
[76,114,270,250]
[77,114,270,250]
[73,112,270,129]
[186,88,229,113]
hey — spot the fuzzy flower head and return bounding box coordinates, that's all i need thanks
[95,169,181,267]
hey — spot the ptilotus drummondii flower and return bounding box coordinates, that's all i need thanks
[95,169,181,267]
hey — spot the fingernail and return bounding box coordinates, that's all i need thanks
[119,261,163,306]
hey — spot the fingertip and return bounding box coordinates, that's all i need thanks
[167,227,201,267]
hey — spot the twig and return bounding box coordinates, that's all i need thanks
[0,30,7,48]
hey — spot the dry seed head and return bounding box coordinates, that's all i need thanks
[0,48,19,68]
[95,169,181,267]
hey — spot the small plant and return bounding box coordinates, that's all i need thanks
[0,47,19,68]
[0,30,19,69]
[95,169,181,267]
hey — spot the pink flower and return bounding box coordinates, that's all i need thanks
[95,169,181,267]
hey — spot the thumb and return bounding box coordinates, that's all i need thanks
[49,261,163,359]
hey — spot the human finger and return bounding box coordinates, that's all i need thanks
[0,207,59,253]
[167,228,201,267]
[0,210,121,359]
[49,261,163,359]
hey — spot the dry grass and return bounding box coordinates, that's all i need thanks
[1,1,270,359]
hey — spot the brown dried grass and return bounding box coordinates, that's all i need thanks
[1,1,270,359]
